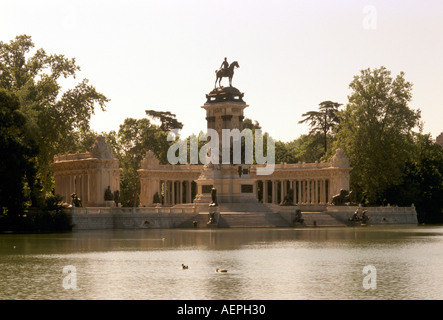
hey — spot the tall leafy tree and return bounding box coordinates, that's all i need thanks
[0,35,109,193]
[106,118,171,207]
[242,118,261,130]
[275,134,333,164]
[0,88,38,216]
[336,67,421,204]
[383,133,443,223]
[298,101,342,154]
[145,110,183,131]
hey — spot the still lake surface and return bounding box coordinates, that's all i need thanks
[1,225,443,300]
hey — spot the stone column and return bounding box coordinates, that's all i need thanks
[321,179,326,204]
[298,180,301,204]
[314,179,318,204]
[263,180,268,203]
[70,176,74,200]
[82,173,87,203]
[187,181,192,203]
[176,181,180,204]
[280,180,285,204]
[272,180,277,204]
[326,179,329,203]
[165,181,170,205]
[172,181,176,205]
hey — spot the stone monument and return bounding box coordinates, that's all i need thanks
[194,59,259,205]
[207,187,220,225]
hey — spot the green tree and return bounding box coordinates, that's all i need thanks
[0,88,38,216]
[275,134,333,164]
[145,110,183,131]
[0,35,109,194]
[383,133,443,223]
[242,118,261,130]
[106,118,171,207]
[336,67,421,204]
[298,101,342,155]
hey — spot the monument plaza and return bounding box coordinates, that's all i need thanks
[52,60,417,229]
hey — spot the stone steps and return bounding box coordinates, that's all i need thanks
[182,211,292,228]
[300,211,347,227]
[175,203,346,228]
[217,212,291,228]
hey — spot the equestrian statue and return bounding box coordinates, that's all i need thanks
[215,57,240,88]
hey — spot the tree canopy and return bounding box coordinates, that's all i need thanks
[335,66,421,204]
[105,117,171,207]
[145,110,183,132]
[0,88,37,216]
[298,100,341,155]
[0,34,109,193]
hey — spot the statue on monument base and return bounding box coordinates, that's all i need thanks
[153,192,161,205]
[280,188,295,206]
[114,190,120,207]
[348,206,370,225]
[292,209,304,225]
[71,193,82,207]
[331,189,356,206]
[215,58,239,88]
[208,187,219,225]
[104,186,114,201]
[209,187,218,207]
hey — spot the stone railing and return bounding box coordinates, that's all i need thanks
[71,206,198,215]
[327,205,417,213]
[54,152,92,162]
[145,164,203,171]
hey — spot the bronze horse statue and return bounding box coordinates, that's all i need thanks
[215,61,239,88]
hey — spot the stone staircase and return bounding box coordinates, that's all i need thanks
[298,211,347,227]
[217,212,290,228]
[195,202,291,228]
[175,202,346,228]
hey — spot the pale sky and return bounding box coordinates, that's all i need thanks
[1,0,442,142]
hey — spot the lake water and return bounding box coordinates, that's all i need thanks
[1,226,443,300]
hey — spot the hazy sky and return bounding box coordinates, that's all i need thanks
[2,0,442,142]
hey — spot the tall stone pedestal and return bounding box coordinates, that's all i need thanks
[194,164,258,207]
[194,86,258,208]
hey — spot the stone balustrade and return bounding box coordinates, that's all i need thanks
[71,206,199,215]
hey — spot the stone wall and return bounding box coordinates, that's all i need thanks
[67,206,199,230]
[327,205,418,225]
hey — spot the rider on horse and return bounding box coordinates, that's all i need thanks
[215,58,239,88]
[220,57,229,74]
